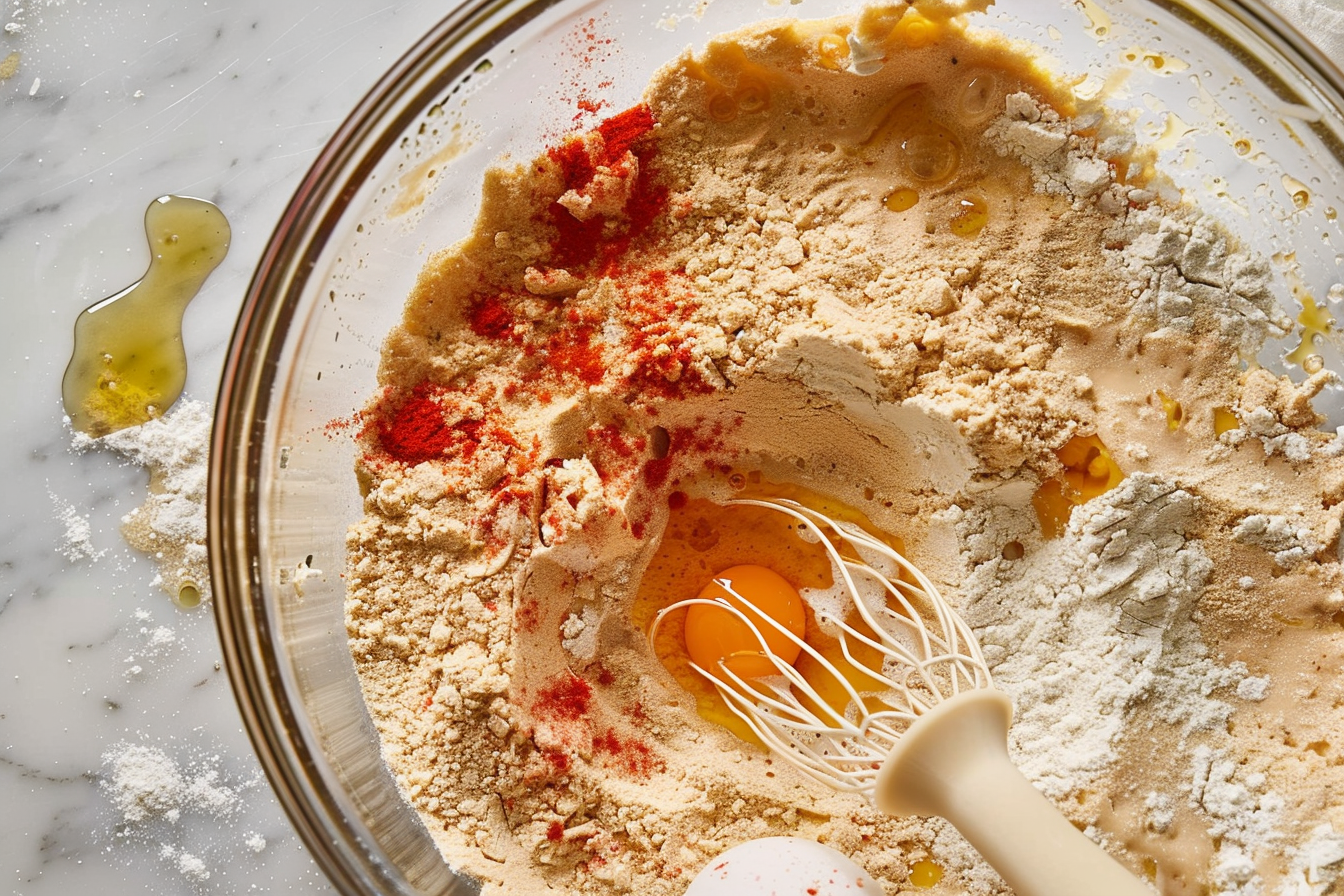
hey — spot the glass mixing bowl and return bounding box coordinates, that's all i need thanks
[209,1,1344,894]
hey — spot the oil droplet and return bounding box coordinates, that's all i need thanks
[1286,292,1333,369]
[816,33,850,71]
[1326,207,1338,222]
[1213,406,1240,436]
[1121,47,1190,76]
[0,50,20,81]
[62,196,230,436]
[892,11,939,48]
[884,187,920,212]
[949,195,989,237]
[903,132,961,182]
[910,859,944,888]
[1155,390,1183,431]
[1283,173,1311,211]
[1152,111,1196,150]
[1032,435,1124,538]
[176,582,202,609]
[707,93,738,122]
[734,78,770,115]
[1073,0,1113,39]
[958,70,1003,124]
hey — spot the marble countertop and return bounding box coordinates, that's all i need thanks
[1,2,452,893]
[2,1,1341,895]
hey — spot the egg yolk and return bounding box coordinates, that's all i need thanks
[684,565,807,680]
[1032,434,1124,538]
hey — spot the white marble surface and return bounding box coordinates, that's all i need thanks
[2,2,1341,896]
[0,2,452,893]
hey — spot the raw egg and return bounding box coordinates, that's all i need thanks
[684,565,807,679]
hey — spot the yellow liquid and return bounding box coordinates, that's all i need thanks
[62,195,230,436]
[636,474,906,744]
[909,859,944,888]
[885,187,920,212]
[1285,292,1333,370]
[949,195,990,237]
[816,33,850,71]
[1032,435,1124,538]
[175,582,202,609]
[1155,390,1183,432]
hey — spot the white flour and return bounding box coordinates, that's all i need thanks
[101,742,250,884]
[102,744,240,824]
[51,491,105,561]
[72,399,212,604]
[1192,745,1285,896]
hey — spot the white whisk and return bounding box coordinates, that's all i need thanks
[650,498,1150,896]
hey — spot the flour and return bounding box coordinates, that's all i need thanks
[942,474,1247,800]
[104,744,188,824]
[1110,204,1290,356]
[120,607,179,678]
[101,742,252,885]
[1288,826,1344,896]
[102,744,240,825]
[344,5,1344,895]
[984,91,1115,202]
[1191,746,1285,896]
[1232,513,1325,569]
[160,845,212,883]
[1236,676,1271,702]
[986,88,1289,364]
[73,399,212,605]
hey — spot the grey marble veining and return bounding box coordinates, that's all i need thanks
[1,2,447,894]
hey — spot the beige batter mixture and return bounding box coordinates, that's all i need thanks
[345,4,1344,893]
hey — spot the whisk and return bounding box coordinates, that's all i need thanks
[650,497,1150,896]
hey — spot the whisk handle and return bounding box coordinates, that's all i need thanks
[875,689,1151,896]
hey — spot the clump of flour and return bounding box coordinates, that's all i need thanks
[51,492,106,561]
[72,399,212,604]
[102,743,241,825]
[941,474,1245,799]
[101,742,253,885]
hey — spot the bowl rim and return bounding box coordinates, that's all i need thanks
[208,1,1344,894]
[209,1,563,893]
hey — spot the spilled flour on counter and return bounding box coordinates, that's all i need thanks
[100,741,258,886]
[52,491,106,562]
[102,744,240,824]
[341,4,1344,895]
[71,398,212,606]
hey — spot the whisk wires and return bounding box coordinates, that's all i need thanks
[649,497,992,800]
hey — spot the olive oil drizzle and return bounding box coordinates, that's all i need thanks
[62,195,230,436]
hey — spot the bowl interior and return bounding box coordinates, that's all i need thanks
[211,1,1344,893]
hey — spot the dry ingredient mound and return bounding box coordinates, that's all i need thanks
[345,4,1344,895]
[72,398,213,606]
